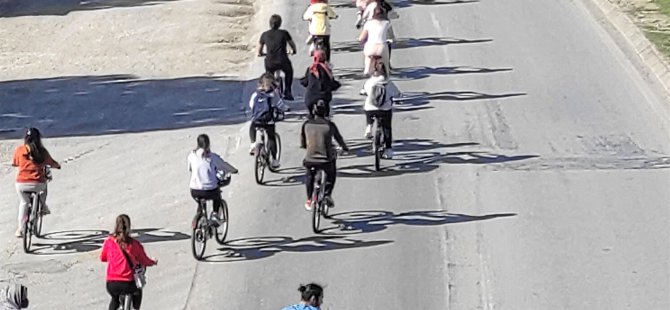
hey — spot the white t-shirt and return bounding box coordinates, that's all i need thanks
[363,75,399,111]
[187,149,231,190]
[364,19,391,45]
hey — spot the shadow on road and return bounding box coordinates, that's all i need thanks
[321,210,516,235]
[0,0,182,17]
[331,0,478,8]
[30,228,189,254]
[202,235,392,262]
[0,75,252,139]
[334,66,512,82]
[332,37,493,54]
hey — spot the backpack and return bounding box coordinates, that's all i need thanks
[251,92,274,123]
[371,83,387,107]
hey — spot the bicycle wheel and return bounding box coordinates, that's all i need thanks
[34,194,44,238]
[22,210,32,253]
[268,133,282,173]
[122,294,132,310]
[254,144,265,184]
[191,212,207,260]
[373,124,382,171]
[311,171,324,233]
[215,200,229,245]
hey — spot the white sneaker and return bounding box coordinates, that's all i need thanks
[271,159,281,169]
[364,125,373,139]
[304,199,313,211]
[15,227,22,238]
[383,148,394,159]
[210,213,222,226]
[40,204,51,215]
[359,88,367,96]
[249,142,256,155]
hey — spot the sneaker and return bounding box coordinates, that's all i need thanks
[364,125,373,139]
[324,196,335,208]
[283,93,295,101]
[40,204,51,215]
[304,199,313,211]
[359,88,367,96]
[210,213,222,227]
[249,142,256,155]
[271,159,281,169]
[15,228,22,238]
[383,148,394,159]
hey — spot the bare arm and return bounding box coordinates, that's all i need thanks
[257,42,265,56]
[358,29,368,43]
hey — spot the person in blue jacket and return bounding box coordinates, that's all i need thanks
[281,283,324,310]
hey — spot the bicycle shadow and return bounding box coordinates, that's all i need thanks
[30,228,189,255]
[202,235,393,263]
[320,210,516,235]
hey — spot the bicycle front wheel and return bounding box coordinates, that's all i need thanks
[215,200,229,245]
[191,213,207,260]
[254,145,265,184]
[373,126,382,171]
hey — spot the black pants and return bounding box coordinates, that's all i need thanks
[304,160,336,199]
[365,110,393,149]
[190,188,222,213]
[265,58,294,96]
[313,35,331,61]
[305,94,332,118]
[249,123,278,160]
[107,281,142,310]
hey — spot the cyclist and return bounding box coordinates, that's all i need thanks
[300,100,348,210]
[100,214,157,310]
[258,14,297,101]
[360,0,397,25]
[281,283,324,310]
[0,283,28,309]
[249,73,286,168]
[358,6,395,76]
[11,127,61,238]
[188,134,239,224]
[361,62,399,159]
[300,50,341,119]
[303,0,338,62]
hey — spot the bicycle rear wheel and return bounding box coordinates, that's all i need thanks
[34,195,44,238]
[22,211,32,253]
[215,200,229,245]
[268,133,282,173]
[191,211,207,260]
[373,124,382,171]
[254,144,266,184]
[311,171,325,233]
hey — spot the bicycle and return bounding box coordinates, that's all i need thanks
[371,114,387,171]
[190,181,230,261]
[310,166,330,233]
[253,126,282,184]
[117,293,135,310]
[22,166,52,253]
[309,35,328,58]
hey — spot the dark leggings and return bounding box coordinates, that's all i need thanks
[190,188,222,213]
[249,123,278,160]
[313,35,331,61]
[107,281,141,310]
[304,160,337,199]
[265,59,294,96]
[365,110,393,149]
[305,95,332,119]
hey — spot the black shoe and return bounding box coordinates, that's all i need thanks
[283,94,295,101]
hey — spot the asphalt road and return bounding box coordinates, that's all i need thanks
[1,0,669,309]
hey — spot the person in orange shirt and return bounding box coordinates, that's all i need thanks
[11,128,61,237]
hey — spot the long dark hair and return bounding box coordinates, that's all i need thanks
[196,134,210,158]
[299,283,324,306]
[113,214,132,248]
[24,127,47,164]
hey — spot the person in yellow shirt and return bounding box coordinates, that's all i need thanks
[303,0,338,62]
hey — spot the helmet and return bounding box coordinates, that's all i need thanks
[312,100,328,117]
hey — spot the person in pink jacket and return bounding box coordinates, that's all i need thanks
[100,214,157,310]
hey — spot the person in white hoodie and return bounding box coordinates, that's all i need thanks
[187,134,238,224]
[361,61,399,159]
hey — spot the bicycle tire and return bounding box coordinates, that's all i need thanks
[22,213,31,254]
[268,133,282,173]
[215,200,229,245]
[311,171,322,233]
[34,194,44,238]
[254,144,265,184]
[122,294,132,310]
[191,212,207,260]
[319,170,329,218]
[374,124,382,171]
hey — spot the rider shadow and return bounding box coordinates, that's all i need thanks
[203,235,393,263]
[332,37,492,54]
[391,66,513,81]
[30,228,189,255]
[394,0,480,8]
[320,210,515,235]
[396,91,526,103]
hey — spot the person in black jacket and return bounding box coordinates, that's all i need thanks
[300,49,341,118]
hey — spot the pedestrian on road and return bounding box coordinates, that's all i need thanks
[11,127,61,238]
[281,283,324,310]
[0,283,28,309]
[100,214,157,310]
[300,50,341,118]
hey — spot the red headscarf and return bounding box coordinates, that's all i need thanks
[309,50,333,79]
